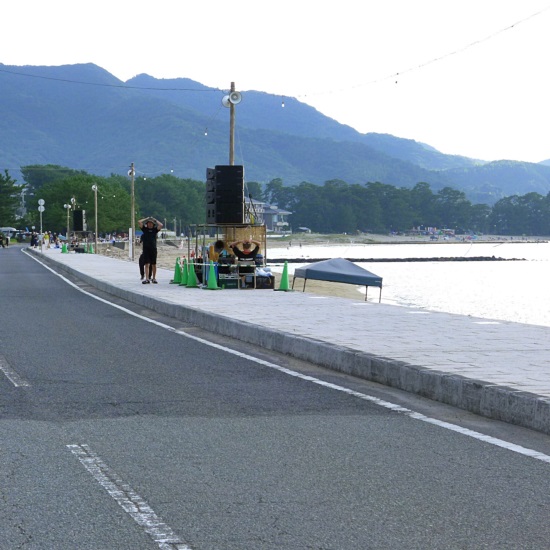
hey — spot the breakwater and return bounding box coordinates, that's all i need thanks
[268,256,525,263]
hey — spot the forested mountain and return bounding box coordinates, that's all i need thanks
[1,62,550,205]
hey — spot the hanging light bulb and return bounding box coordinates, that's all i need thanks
[281,97,285,108]
[204,127,208,136]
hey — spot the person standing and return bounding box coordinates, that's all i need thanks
[138,217,163,284]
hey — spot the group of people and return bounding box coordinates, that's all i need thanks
[137,216,267,288]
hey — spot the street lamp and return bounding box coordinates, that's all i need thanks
[92,185,98,251]
[63,203,72,243]
[129,163,135,261]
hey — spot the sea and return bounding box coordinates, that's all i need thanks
[267,240,550,328]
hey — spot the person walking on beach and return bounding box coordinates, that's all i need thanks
[138,217,163,284]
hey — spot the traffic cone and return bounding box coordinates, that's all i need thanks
[89,244,94,254]
[170,257,181,284]
[179,258,188,286]
[205,261,220,290]
[186,260,198,288]
[274,261,293,291]
[83,243,88,253]
[61,243,68,253]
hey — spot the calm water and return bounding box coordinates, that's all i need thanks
[268,241,550,327]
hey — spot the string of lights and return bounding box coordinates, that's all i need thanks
[2,5,548,100]
[296,4,550,100]
[2,5,548,179]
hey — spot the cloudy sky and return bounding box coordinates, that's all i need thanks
[3,0,550,163]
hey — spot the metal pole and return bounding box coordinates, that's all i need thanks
[92,185,98,251]
[229,82,235,165]
[64,203,71,243]
[130,162,135,261]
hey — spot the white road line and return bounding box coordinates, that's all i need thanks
[28,251,550,465]
[67,444,191,550]
[0,354,30,387]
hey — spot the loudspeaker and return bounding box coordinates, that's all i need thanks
[73,210,84,231]
[214,165,244,224]
[205,167,216,224]
[216,205,244,224]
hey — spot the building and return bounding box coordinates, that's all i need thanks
[244,200,291,233]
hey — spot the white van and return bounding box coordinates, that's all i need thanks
[0,227,17,237]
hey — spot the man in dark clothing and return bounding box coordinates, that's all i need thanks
[138,217,164,284]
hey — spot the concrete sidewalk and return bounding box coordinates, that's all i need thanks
[28,247,550,435]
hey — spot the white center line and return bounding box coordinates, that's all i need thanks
[67,443,191,550]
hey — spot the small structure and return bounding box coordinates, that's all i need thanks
[292,258,383,302]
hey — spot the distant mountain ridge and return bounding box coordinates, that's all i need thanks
[1,62,550,204]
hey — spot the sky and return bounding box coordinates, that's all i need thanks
[3,0,550,163]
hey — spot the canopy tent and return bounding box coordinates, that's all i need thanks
[292,258,383,302]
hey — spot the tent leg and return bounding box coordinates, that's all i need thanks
[379,286,382,303]
[303,278,307,292]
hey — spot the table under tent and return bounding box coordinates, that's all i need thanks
[292,258,383,302]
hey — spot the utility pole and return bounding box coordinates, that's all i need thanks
[229,81,235,165]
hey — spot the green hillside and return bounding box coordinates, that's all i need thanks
[1,63,550,204]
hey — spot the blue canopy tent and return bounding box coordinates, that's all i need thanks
[292,258,383,302]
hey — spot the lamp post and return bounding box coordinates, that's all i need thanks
[129,163,135,261]
[92,185,98,251]
[63,203,72,242]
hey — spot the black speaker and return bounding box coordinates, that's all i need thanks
[214,165,244,223]
[205,167,216,224]
[73,210,84,231]
[216,204,244,224]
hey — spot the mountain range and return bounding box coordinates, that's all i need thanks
[1,62,550,205]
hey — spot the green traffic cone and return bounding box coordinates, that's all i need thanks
[274,261,293,291]
[186,260,198,288]
[179,258,188,286]
[89,244,94,254]
[83,243,88,253]
[205,261,220,290]
[61,243,68,253]
[170,257,181,284]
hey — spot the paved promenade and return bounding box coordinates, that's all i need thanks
[28,247,550,435]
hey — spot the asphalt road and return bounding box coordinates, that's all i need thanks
[1,246,550,549]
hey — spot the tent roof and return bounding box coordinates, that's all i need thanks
[293,258,382,288]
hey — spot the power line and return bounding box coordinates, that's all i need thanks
[0,67,221,93]
[298,4,550,99]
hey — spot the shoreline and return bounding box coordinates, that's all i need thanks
[95,234,548,302]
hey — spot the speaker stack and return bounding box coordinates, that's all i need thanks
[73,210,85,231]
[205,165,244,224]
[205,168,217,224]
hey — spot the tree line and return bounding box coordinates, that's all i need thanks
[1,165,549,236]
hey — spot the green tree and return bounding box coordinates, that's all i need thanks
[0,170,20,227]
[245,181,264,202]
[21,164,88,194]
[35,174,131,235]
[435,187,473,231]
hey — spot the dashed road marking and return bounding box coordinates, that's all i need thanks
[67,444,191,550]
[0,354,30,387]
